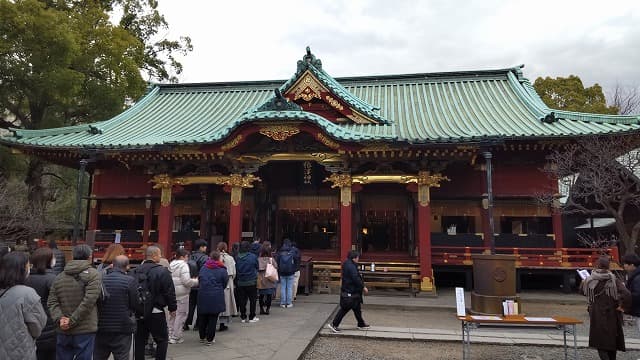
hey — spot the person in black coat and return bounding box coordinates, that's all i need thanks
[49,240,66,275]
[185,239,208,331]
[94,255,139,360]
[327,250,370,333]
[197,251,229,345]
[133,246,177,360]
[25,247,57,360]
[623,253,640,332]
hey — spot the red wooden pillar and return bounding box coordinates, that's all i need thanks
[143,199,152,243]
[417,182,434,292]
[552,204,564,249]
[157,186,174,259]
[228,186,243,249]
[88,199,99,230]
[339,184,353,262]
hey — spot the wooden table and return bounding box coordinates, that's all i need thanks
[360,271,417,297]
[457,315,582,360]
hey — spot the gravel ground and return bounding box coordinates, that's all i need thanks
[303,300,640,360]
[303,337,640,360]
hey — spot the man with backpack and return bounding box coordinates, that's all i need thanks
[277,239,298,308]
[94,255,139,360]
[132,246,176,360]
[48,244,102,360]
[185,239,208,331]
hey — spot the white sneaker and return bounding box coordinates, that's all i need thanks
[327,323,341,333]
[280,304,286,308]
[248,317,260,323]
[286,304,293,308]
[241,319,247,323]
[168,338,184,344]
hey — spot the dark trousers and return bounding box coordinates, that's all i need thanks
[135,313,168,360]
[237,285,257,320]
[259,294,273,313]
[94,332,132,360]
[198,312,220,342]
[56,333,96,360]
[332,295,366,328]
[186,289,198,327]
[598,349,617,360]
[36,341,56,360]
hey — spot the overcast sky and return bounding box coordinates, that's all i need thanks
[157,0,640,95]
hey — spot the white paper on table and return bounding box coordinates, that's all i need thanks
[524,317,556,322]
[470,315,502,321]
[455,287,466,317]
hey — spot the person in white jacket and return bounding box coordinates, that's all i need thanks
[168,248,199,344]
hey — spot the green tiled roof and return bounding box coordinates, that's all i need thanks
[3,53,640,150]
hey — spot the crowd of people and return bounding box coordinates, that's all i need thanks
[0,238,302,360]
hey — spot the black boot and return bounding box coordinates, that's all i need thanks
[259,295,266,315]
[219,323,228,331]
[265,294,272,315]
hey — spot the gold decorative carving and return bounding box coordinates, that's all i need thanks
[316,133,341,150]
[347,110,376,124]
[417,171,449,188]
[289,72,325,101]
[324,173,353,188]
[340,186,352,207]
[352,174,416,184]
[259,125,300,141]
[420,276,435,292]
[160,187,172,207]
[221,134,243,151]
[360,143,400,152]
[171,174,261,188]
[325,95,344,110]
[234,152,344,164]
[226,173,261,188]
[230,186,242,206]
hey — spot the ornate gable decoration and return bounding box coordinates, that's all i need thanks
[255,89,302,112]
[282,47,384,125]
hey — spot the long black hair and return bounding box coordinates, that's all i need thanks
[0,251,29,289]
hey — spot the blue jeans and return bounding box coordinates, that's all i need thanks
[280,275,295,305]
[56,333,96,360]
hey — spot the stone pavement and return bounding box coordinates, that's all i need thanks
[163,288,639,359]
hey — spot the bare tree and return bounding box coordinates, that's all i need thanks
[0,179,48,246]
[543,136,640,255]
[611,84,640,115]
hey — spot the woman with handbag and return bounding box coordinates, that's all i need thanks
[257,242,278,315]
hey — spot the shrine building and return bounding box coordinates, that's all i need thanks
[3,48,640,292]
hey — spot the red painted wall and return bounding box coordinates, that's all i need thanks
[92,168,154,197]
[432,163,484,198]
[493,163,556,196]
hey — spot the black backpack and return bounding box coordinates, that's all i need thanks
[133,263,160,320]
[278,251,296,275]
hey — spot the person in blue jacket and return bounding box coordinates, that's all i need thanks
[234,241,260,323]
[197,251,228,346]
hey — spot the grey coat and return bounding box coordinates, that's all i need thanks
[0,285,48,360]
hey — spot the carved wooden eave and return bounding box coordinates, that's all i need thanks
[284,70,379,124]
[232,152,346,164]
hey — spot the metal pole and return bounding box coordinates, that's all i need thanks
[483,151,495,254]
[72,159,88,244]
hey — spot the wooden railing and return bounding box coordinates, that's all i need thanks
[432,246,620,269]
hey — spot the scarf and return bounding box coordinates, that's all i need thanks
[205,259,226,270]
[582,269,618,304]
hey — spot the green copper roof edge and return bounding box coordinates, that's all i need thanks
[89,86,162,133]
[509,72,640,125]
[8,124,93,139]
[191,110,396,145]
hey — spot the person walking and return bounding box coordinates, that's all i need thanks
[48,240,66,275]
[185,239,208,331]
[168,248,198,344]
[0,251,48,360]
[25,247,58,360]
[581,255,631,360]
[235,240,259,323]
[48,244,102,360]
[327,250,370,333]
[217,242,237,331]
[623,253,640,334]
[197,251,228,346]
[277,239,297,308]
[132,245,177,360]
[257,242,278,315]
[94,255,139,360]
